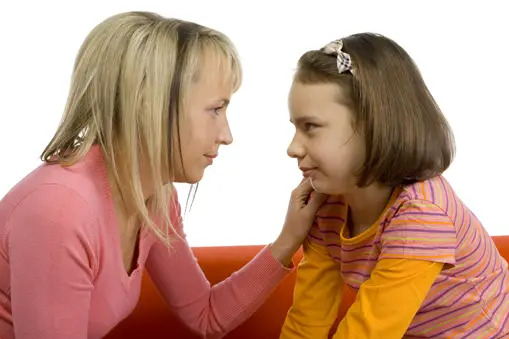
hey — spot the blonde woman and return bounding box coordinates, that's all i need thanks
[0,12,326,339]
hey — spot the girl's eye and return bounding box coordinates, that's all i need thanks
[304,123,318,132]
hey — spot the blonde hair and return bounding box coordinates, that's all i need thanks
[41,11,242,247]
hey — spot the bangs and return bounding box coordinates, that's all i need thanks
[198,38,242,92]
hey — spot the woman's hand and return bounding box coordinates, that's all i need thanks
[270,178,328,267]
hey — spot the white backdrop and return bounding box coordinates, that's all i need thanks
[1,0,507,246]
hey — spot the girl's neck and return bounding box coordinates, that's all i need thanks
[344,182,393,229]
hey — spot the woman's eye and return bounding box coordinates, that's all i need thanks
[211,106,224,115]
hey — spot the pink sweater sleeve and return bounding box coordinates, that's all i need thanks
[145,198,292,339]
[7,185,96,338]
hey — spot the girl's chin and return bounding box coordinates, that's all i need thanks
[310,177,346,196]
[309,178,328,194]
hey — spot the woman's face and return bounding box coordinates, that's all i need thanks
[173,54,234,184]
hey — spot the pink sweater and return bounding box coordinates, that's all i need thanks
[0,146,291,339]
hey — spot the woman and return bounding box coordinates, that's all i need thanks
[0,11,326,339]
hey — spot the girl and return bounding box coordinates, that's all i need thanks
[281,33,509,338]
[0,12,326,339]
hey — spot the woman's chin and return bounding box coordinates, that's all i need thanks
[172,169,204,184]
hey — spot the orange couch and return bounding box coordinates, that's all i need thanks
[106,236,509,339]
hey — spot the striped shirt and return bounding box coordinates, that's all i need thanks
[307,175,509,338]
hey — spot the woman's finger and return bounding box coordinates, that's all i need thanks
[305,192,328,211]
[295,178,313,195]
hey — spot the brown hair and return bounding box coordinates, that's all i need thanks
[295,32,455,187]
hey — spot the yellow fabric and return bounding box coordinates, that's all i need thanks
[333,258,443,338]
[280,239,342,338]
[281,241,443,339]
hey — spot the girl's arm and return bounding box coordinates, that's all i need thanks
[280,238,343,339]
[333,199,454,338]
[333,258,443,339]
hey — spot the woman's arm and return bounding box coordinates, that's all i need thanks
[8,185,96,338]
[145,179,326,338]
[145,230,291,339]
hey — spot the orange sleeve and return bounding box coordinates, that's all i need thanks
[280,239,343,338]
[333,258,443,339]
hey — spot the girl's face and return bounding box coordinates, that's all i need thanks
[287,81,364,195]
[173,55,234,184]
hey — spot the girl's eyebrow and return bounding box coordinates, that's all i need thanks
[290,115,321,125]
